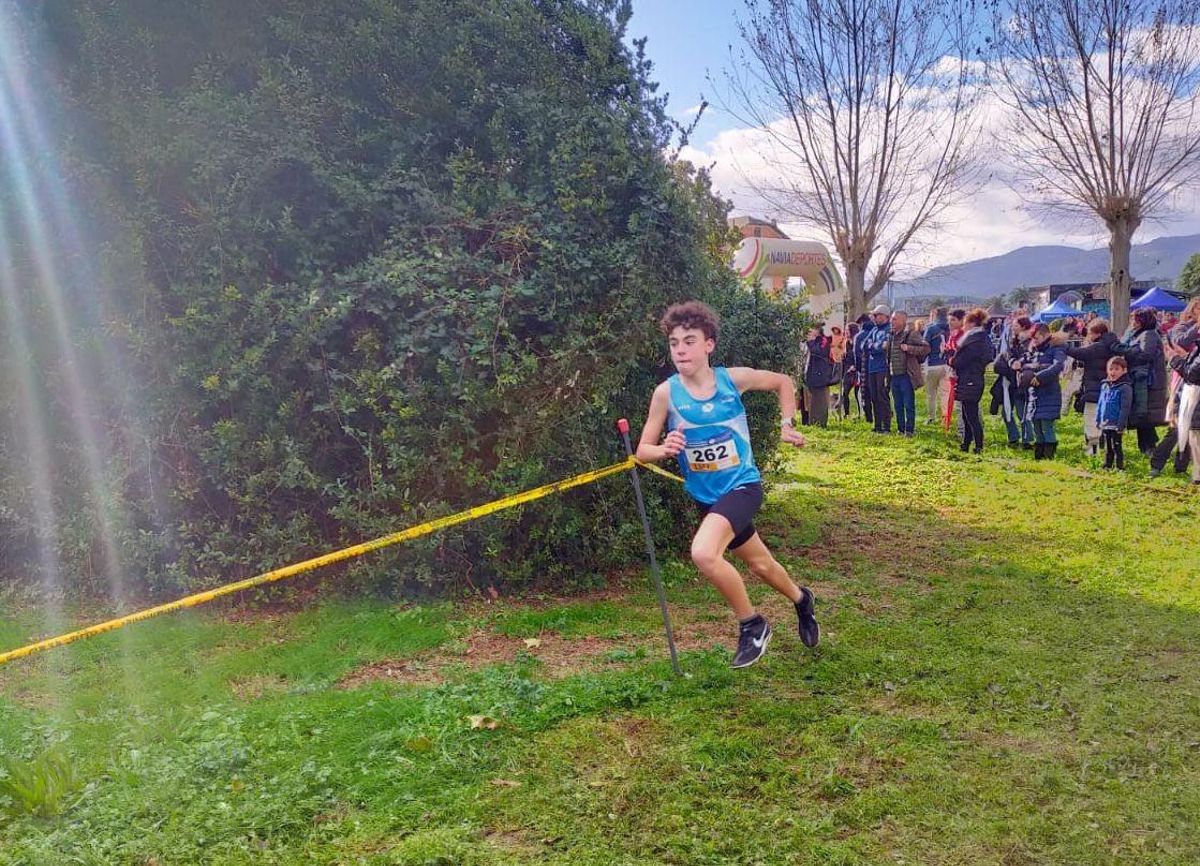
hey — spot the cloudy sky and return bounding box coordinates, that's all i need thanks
[627,0,1200,279]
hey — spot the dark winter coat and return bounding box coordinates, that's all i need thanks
[947,327,994,402]
[1121,326,1168,426]
[1174,345,1200,431]
[1065,331,1122,404]
[1020,339,1067,421]
[1096,375,1133,432]
[992,334,1030,383]
[805,336,838,389]
[1168,321,1200,353]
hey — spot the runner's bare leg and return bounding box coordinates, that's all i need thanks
[690,513,753,619]
[730,533,802,603]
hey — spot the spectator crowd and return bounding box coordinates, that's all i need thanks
[799,298,1200,483]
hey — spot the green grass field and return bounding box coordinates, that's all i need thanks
[2,410,1199,865]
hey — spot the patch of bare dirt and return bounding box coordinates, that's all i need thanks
[336,602,764,690]
[338,631,617,689]
[332,559,853,690]
[0,680,59,711]
[229,674,290,700]
[483,828,548,857]
[772,505,961,594]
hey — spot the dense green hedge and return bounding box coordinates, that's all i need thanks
[0,0,808,600]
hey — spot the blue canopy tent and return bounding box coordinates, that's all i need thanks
[1034,299,1080,322]
[1130,286,1187,313]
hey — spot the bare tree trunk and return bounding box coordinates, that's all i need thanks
[728,0,983,320]
[1107,217,1137,334]
[845,262,867,320]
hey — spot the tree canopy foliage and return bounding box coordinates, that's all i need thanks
[1179,253,1200,296]
[0,0,806,599]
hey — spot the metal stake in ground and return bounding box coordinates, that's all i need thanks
[617,418,682,677]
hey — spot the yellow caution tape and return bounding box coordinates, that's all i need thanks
[0,455,682,666]
[636,459,685,484]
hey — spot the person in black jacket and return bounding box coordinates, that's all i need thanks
[804,325,837,428]
[948,308,996,453]
[839,321,862,417]
[1166,332,1200,484]
[1121,307,1169,453]
[991,315,1034,448]
[1186,347,1200,485]
[1149,303,1200,477]
[1065,319,1121,457]
[851,316,875,425]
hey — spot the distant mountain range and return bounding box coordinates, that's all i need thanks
[892,233,1200,300]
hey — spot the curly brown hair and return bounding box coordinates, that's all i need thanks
[660,301,719,341]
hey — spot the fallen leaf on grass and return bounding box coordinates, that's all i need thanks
[468,715,500,730]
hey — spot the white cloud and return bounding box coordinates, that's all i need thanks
[683,87,1200,278]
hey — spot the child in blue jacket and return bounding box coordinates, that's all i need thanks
[1096,356,1133,470]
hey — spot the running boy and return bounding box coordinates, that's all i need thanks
[637,301,820,669]
[1096,356,1133,470]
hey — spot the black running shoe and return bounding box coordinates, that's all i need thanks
[731,615,771,669]
[795,587,820,648]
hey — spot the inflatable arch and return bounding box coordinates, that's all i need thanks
[731,237,846,327]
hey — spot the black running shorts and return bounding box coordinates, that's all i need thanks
[695,483,763,550]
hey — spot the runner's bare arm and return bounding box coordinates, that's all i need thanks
[636,383,685,462]
[727,367,805,447]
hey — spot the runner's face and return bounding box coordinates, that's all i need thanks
[668,327,714,374]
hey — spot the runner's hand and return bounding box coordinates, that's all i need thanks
[661,430,686,457]
[781,427,806,448]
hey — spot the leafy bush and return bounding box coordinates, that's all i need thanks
[0,0,808,600]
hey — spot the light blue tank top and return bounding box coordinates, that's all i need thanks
[666,367,761,505]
